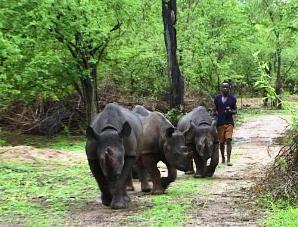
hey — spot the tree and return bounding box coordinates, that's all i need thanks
[1,0,132,124]
[46,0,128,123]
[177,0,253,94]
[162,0,184,109]
[246,0,298,108]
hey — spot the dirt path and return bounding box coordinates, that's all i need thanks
[185,115,290,226]
[66,115,289,227]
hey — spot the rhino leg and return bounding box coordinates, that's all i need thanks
[161,163,177,189]
[110,157,135,209]
[142,154,164,195]
[206,144,219,177]
[185,159,195,175]
[193,152,207,178]
[220,142,225,163]
[87,159,112,206]
[136,158,151,192]
[126,172,135,191]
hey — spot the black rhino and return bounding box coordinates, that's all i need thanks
[177,106,219,178]
[132,105,192,194]
[85,103,143,209]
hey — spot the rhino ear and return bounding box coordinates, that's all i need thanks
[165,127,175,138]
[183,124,195,144]
[86,126,97,140]
[119,122,131,137]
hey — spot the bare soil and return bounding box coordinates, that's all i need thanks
[185,115,290,226]
[0,114,290,226]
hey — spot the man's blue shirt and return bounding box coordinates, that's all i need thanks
[214,94,237,126]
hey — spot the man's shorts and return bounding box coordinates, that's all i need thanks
[217,124,234,143]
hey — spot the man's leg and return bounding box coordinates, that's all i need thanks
[225,125,234,166]
[217,125,225,164]
[220,142,225,163]
[226,139,232,166]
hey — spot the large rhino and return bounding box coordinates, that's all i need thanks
[133,105,192,194]
[85,103,143,209]
[177,106,219,178]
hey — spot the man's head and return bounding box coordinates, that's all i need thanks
[221,82,230,97]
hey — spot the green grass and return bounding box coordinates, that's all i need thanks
[0,135,95,226]
[46,137,85,152]
[265,207,298,227]
[0,160,97,226]
[128,177,209,226]
[1,132,86,152]
[261,199,298,227]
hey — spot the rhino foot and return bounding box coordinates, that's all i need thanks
[126,185,135,191]
[123,194,131,203]
[141,182,151,192]
[152,188,164,195]
[101,198,111,206]
[185,170,195,175]
[194,173,205,178]
[205,172,214,177]
[111,200,128,209]
[101,194,111,206]
[141,187,151,193]
[161,178,171,189]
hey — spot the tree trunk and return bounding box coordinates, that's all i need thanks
[162,0,184,110]
[81,66,98,125]
[91,64,99,114]
[275,41,282,109]
[263,61,272,107]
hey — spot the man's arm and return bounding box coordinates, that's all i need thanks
[229,97,237,115]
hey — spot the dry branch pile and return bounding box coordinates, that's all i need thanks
[0,85,213,136]
[0,97,84,135]
[255,138,298,202]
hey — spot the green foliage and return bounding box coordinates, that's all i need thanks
[165,108,184,126]
[275,157,288,173]
[1,0,298,109]
[177,0,253,93]
[0,128,6,146]
[253,52,279,103]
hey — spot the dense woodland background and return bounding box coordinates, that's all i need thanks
[0,0,297,134]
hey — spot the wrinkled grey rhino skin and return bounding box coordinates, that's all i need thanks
[132,105,192,194]
[177,106,219,178]
[85,103,143,209]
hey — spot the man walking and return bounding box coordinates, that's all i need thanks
[214,81,237,166]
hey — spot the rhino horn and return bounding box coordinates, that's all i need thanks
[106,147,113,157]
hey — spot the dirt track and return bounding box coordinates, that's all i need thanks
[65,115,289,226]
[185,115,289,226]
